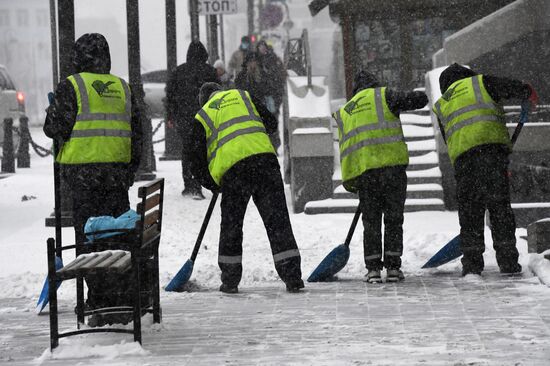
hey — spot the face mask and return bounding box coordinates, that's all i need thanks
[241,43,249,50]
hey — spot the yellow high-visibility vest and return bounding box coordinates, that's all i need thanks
[195,89,275,185]
[56,72,132,164]
[334,87,409,187]
[433,75,510,164]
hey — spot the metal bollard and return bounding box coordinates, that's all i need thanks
[17,116,30,168]
[1,117,15,173]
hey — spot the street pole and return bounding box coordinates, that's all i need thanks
[219,14,225,63]
[160,0,182,161]
[247,0,254,36]
[45,0,74,233]
[127,0,156,180]
[190,0,200,41]
[209,14,219,63]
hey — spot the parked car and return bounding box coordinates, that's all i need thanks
[0,65,25,148]
[142,69,167,118]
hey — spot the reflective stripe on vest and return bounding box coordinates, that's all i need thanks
[433,75,509,164]
[195,89,275,185]
[56,72,132,164]
[335,87,409,183]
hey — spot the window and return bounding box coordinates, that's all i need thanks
[0,10,9,27]
[16,9,28,27]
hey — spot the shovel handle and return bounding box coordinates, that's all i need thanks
[344,206,362,248]
[190,192,219,262]
[511,102,529,146]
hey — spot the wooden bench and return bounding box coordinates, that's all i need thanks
[47,178,164,350]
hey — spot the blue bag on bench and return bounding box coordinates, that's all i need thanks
[85,209,140,242]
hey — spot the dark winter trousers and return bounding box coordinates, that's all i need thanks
[180,130,201,193]
[454,146,518,272]
[218,155,302,287]
[71,185,145,308]
[357,166,407,270]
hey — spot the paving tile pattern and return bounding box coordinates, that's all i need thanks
[1,273,550,365]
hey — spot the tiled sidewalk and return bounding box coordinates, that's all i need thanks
[1,272,550,365]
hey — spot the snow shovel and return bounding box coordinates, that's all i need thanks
[165,192,219,291]
[422,103,530,269]
[36,255,63,313]
[308,206,362,282]
[36,92,65,314]
[421,235,461,269]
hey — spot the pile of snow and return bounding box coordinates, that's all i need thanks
[528,250,550,286]
[37,339,149,363]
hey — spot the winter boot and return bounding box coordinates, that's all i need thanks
[192,190,205,200]
[219,283,238,294]
[499,262,522,275]
[461,253,484,276]
[386,269,405,282]
[365,269,382,283]
[285,279,305,293]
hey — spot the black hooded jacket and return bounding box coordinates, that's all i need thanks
[165,41,219,136]
[436,63,531,144]
[43,33,143,190]
[352,71,429,117]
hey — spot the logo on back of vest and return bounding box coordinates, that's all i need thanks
[344,96,369,115]
[442,82,462,102]
[209,92,231,110]
[92,80,119,97]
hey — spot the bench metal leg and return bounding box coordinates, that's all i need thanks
[47,238,59,350]
[132,257,142,344]
[152,252,161,323]
[76,276,85,326]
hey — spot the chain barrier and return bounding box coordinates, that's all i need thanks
[12,126,53,158]
[151,119,165,144]
[8,118,166,158]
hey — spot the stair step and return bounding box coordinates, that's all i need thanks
[400,113,432,126]
[304,198,446,215]
[403,125,434,143]
[333,183,444,200]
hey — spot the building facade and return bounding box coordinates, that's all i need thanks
[0,0,51,122]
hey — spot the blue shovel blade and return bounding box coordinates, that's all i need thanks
[165,259,194,292]
[36,256,63,314]
[422,235,462,269]
[308,244,350,282]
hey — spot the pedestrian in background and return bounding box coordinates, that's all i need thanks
[333,71,428,283]
[227,36,252,79]
[257,40,285,150]
[165,40,219,200]
[214,59,233,89]
[44,33,143,323]
[189,82,305,294]
[433,63,537,276]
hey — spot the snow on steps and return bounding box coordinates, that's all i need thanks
[304,198,445,214]
[333,183,444,201]
[332,167,443,187]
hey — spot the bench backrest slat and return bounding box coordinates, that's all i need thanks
[142,223,160,244]
[143,210,160,228]
[138,179,163,198]
[137,193,161,214]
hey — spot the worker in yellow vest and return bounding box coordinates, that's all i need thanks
[334,71,428,283]
[433,63,536,276]
[44,33,143,323]
[189,82,304,293]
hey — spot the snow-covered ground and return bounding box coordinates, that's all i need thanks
[1,128,550,365]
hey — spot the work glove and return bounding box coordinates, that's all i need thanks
[525,83,538,111]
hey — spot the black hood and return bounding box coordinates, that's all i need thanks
[73,33,111,74]
[186,41,209,64]
[439,63,477,93]
[353,71,380,95]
